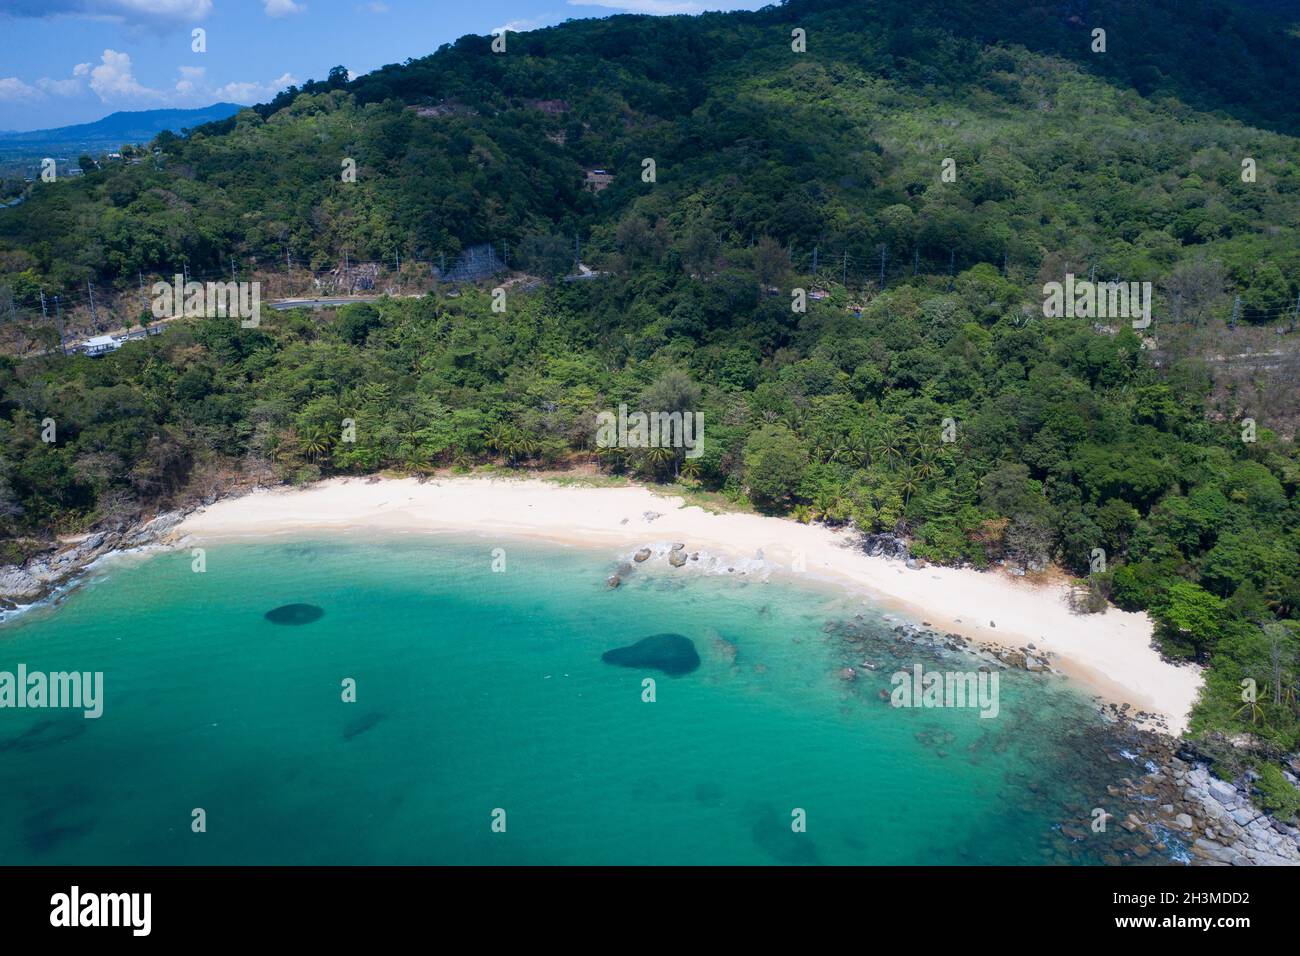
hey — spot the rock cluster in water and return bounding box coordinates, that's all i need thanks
[264,603,324,625]
[824,612,1300,865]
[1107,739,1300,866]
[602,633,701,676]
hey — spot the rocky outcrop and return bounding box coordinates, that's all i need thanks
[859,533,909,560]
[1104,743,1300,866]
[0,509,189,609]
[1178,765,1300,866]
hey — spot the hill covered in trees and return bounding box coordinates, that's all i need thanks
[0,0,1298,776]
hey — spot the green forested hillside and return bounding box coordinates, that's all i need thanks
[0,0,1298,757]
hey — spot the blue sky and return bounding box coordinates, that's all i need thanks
[0,0,770,131]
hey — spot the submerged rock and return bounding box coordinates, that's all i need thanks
[709,631,738,664]
[342,711,384,740]
[264,603,324,625]
[602,633,700,676]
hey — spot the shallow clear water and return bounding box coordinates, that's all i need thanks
[0,534,1172,865]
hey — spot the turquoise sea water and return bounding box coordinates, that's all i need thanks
[0,534,1176,865]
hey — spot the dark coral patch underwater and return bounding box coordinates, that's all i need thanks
[264,603,324,625]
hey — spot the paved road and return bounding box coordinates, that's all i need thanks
[268,296,383,311]
[51,296,384,355]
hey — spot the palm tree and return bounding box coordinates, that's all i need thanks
[1233,696,1268,729]
[510,431,540,464]
[836,433,866,467]
[871,432,902,470]
[897,465,921,508]
[913,441,939,480]
[679,457,701,485]
[486,424,512,458]
[299,425,331,462]
[403,444,434,475]
[811,489,846,524]
[595,442,626,471]
[641,445,676,478]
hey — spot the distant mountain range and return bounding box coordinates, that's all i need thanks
[0,104,244,147]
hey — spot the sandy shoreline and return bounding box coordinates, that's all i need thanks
[174,475,1203,733]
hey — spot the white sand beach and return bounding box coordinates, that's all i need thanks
[175,475,1203,734]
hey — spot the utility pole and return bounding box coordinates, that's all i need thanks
[947,249,955,291]
[1291,291,1299,333]
[574,234,581,268]
[39,289,47,322]
[878,244,887,290]
[1002,250,1008,277]
[841,250,847,287]
[812,245,819,273]
[231,254,237,281]
[913,248,919,276]
[87,279,98,324]
[54,295,66,356]
[1230,294,1241,329]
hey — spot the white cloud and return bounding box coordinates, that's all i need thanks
[1,0,212,26]
[37,76,84,96]
[175,65,206,96]
[1,54,297,118]
[88,49,159,101]
[494,16,553,34]
[567,0,700,12]
[164,65,295,105]
[0,78,40,102]
[263,0,306,17]
[213,72,297,103]
[3,56,136,103]
[566,0,764,12]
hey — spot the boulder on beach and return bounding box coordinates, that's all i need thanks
[602,633,700,676]
[668,550,687,568]
[633,548,652,563]
[264,603,324,625]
